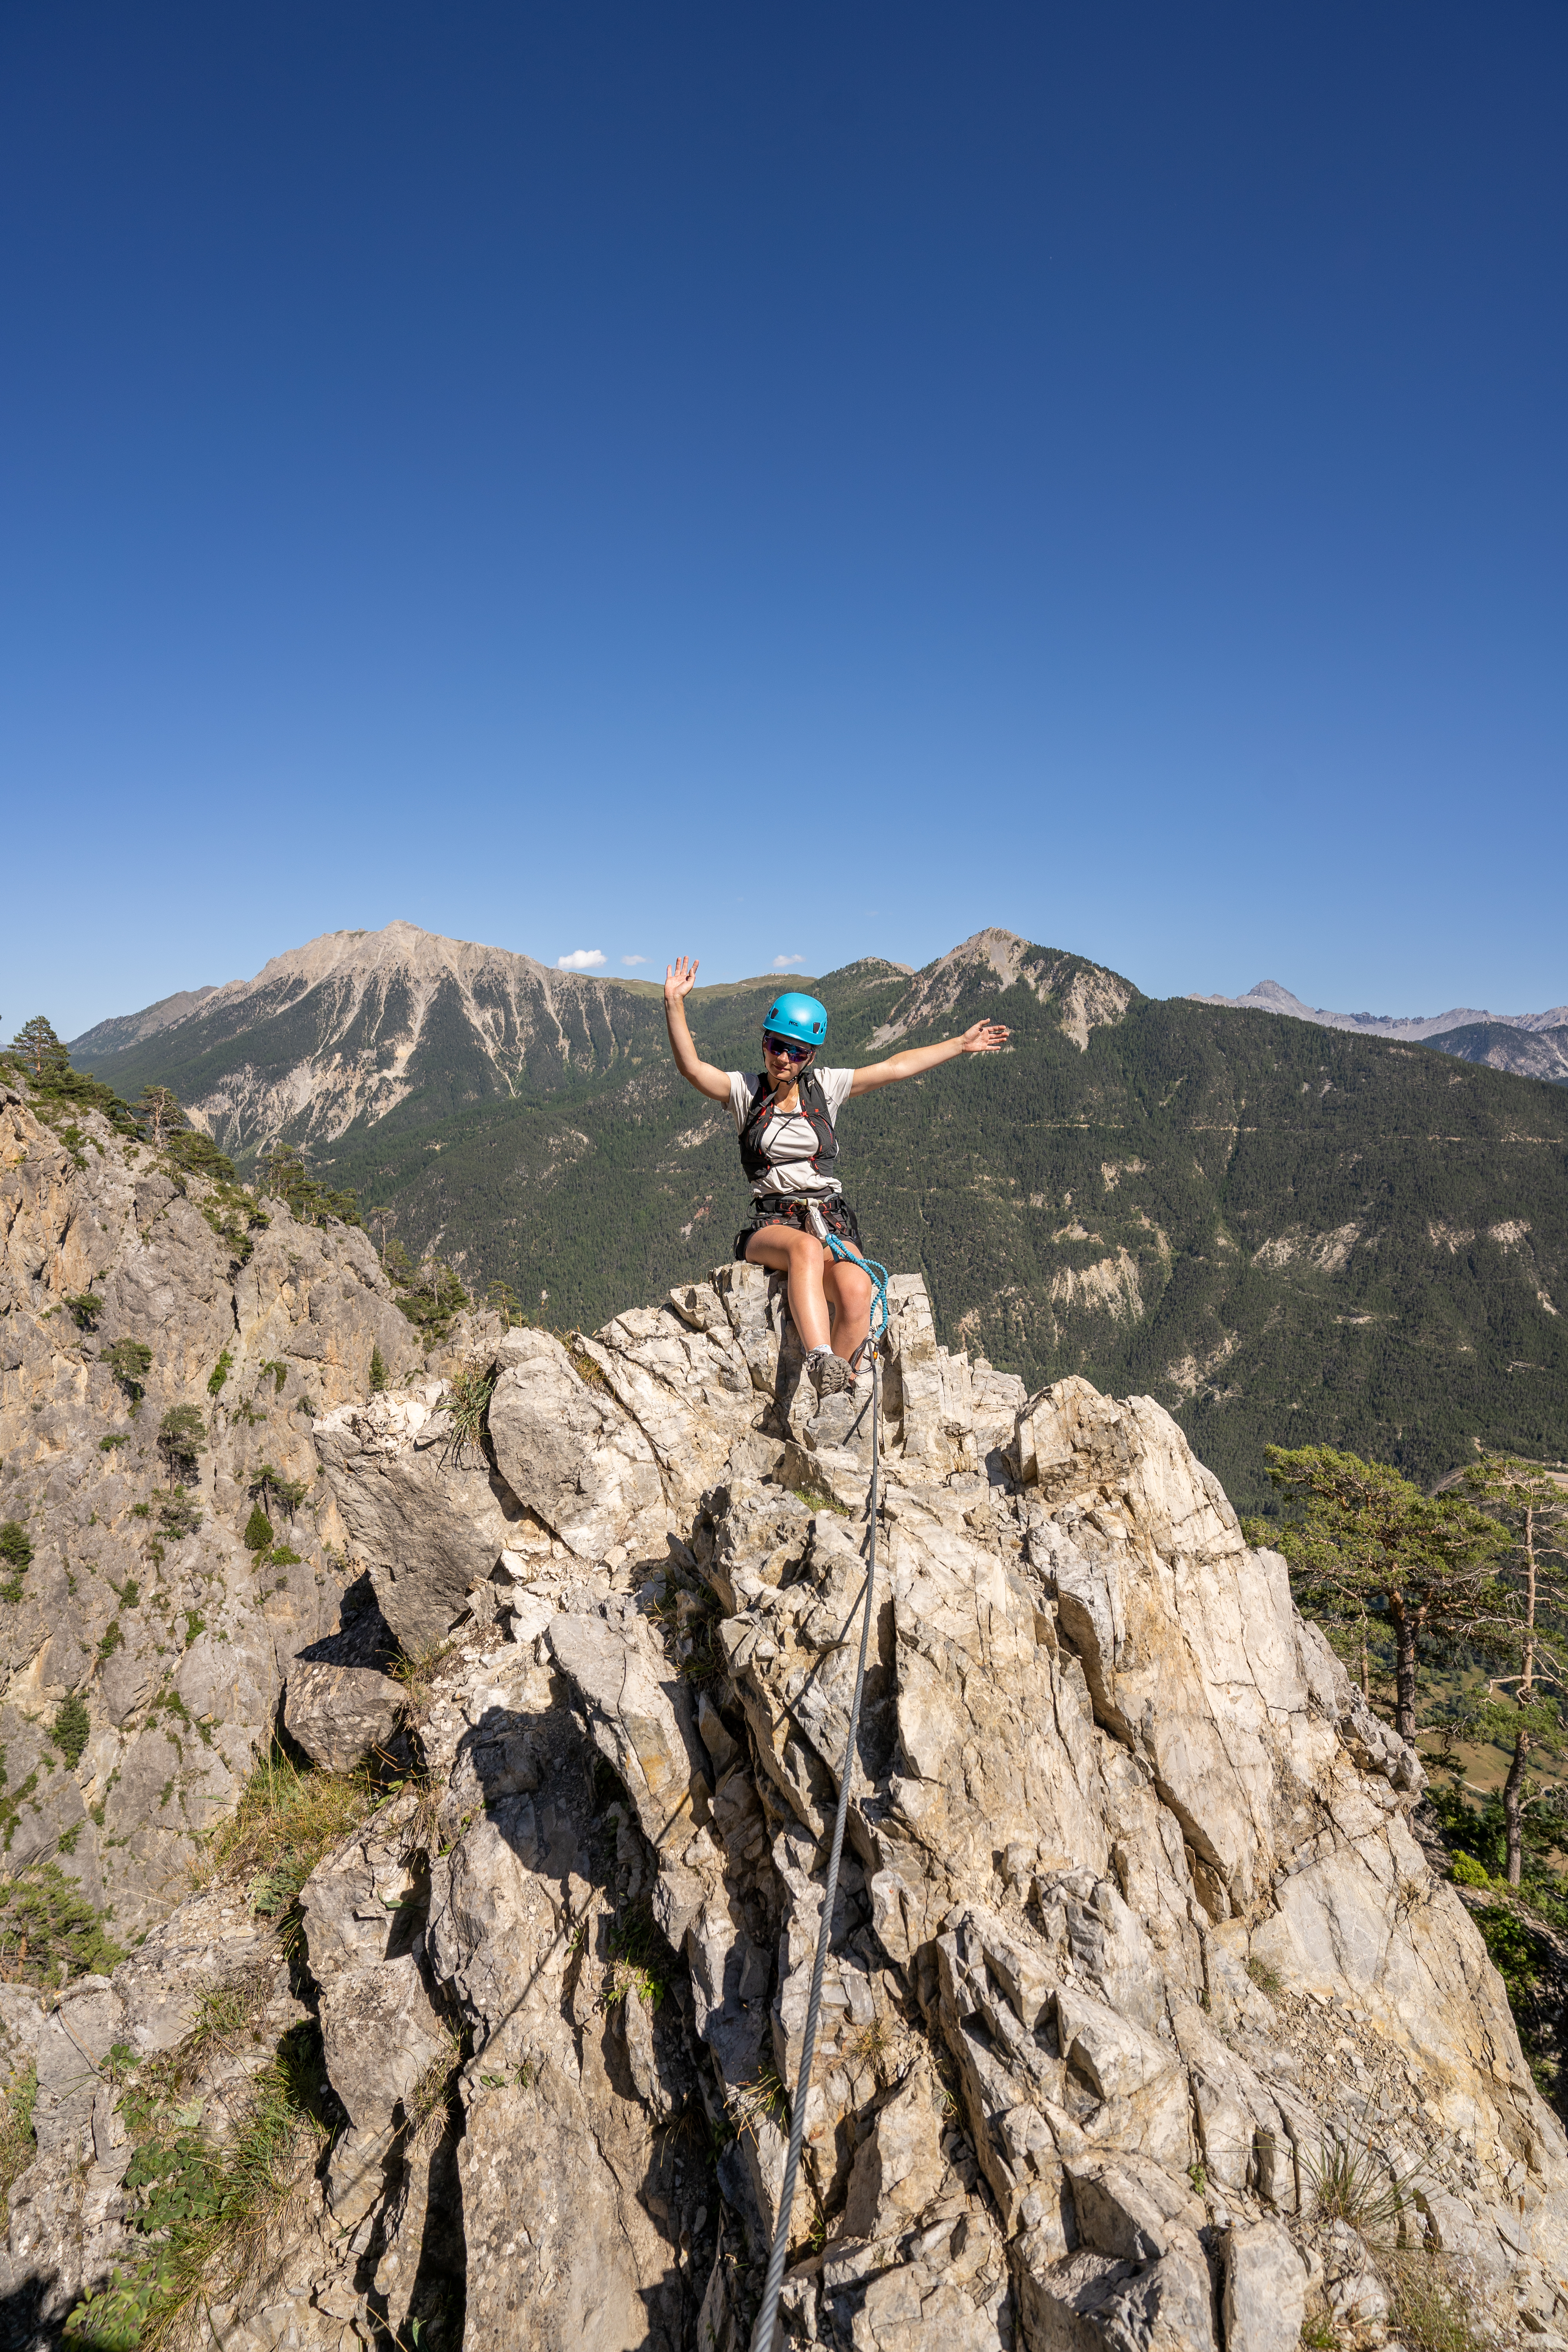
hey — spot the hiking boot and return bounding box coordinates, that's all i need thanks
[808,1348,853,1401]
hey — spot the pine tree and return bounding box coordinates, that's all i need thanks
[247,1462,309,1519]
[485,1279,524,1328]
[243,1505,275,1553]
[1465,1457,1568,1886]
[157,1404,207,1485]
[135,1084,185,1149]
[1259,1445,1510,1742]
[8,1016,69,1082]
[103,1338,152,1409]
[369,1345,387,1393]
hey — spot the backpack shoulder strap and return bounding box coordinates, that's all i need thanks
[799,1067,839,1173]
[738,1074,777,1179]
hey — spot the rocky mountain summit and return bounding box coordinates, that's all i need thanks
[1187,983,1568,1086]
[68,920,682,1151]
[1185,981,1568,1044]
[2,1094,1565,2349]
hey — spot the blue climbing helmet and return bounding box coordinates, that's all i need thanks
[763,991,828,1049]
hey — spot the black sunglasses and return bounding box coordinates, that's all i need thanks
[763,1034,813,1062]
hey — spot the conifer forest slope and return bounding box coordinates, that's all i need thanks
[302,953,1568,1512]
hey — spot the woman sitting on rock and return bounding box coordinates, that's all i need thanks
[664,957,1009,1399]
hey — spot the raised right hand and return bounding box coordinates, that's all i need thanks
[665,955,700,1005]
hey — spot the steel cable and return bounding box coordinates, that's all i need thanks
[750,1258,886,2352]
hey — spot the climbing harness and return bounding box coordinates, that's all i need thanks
[751,1218,891,2352]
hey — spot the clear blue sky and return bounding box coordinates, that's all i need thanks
[4,2,1565,1038]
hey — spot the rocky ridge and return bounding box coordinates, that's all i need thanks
[0,1074,425,1935]
[67,920,674,1152]
[1,1227,1565,2347]
[1185,981,1568,1043]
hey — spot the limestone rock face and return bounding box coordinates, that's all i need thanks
[7,1246,1568,2348]
[297,1264,1568,2345]
[314,1385,530,1651]
[283,1657,404,1773]
[0,1082,421,1934]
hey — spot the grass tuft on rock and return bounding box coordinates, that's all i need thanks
[441,1359,496,1463]
[64,2020,330,2352]
[604,1898,674,2010]
[1382,2250,1487,2352]
[1303,2131,1422,2243]
[401,2020,466,2156]
[0,2058,37,2225]
[194,1744,376,1949]
[390,1641,457,1727]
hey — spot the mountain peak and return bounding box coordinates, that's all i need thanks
[1185,979,1568,1042]
[71,920,652,1149]
[873,931,1136,1051]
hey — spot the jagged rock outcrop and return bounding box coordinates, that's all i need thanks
[5,1247,1568,2348]
[0,1079,421,1933]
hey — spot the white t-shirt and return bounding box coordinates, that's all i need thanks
[726,1067,855,1198]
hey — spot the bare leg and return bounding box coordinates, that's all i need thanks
[823,1254,872,1364]
[744,1225,833,1352]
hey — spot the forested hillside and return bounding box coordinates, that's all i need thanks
[310,948,1567,1509]
[76,927,1568,1507]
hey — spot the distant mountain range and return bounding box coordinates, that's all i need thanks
[1188,978,1568,1084]
[66,920,1568,1508]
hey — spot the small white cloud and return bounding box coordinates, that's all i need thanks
[557,948,607,971]
[621,954,648,965]
[771,953,805,971]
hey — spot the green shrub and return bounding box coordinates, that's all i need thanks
[368,1345,387,1393]
[258,1144,363,1230]
[1450,1851,1493,1888]
[157,1406,206,1483]
[64,1292,104,1331]
[155,1490,202,1539]
[0,1864,125,1987]
[64,2021,329,2350]
[165,1129,237,1182]
[485,1279,524,1328]
[1473,1902,1548,2019]
[99,1433,131,1452]
[0,1523,31,1604]
[385,1241,468,1342]
[0,2058,37,2225]
[205,1350,234,1400]
[51,1694,91,1771]
[243,1506,274,1553]
[103,1338,152,1408]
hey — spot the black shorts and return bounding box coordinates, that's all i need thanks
[733,1192,867,1263]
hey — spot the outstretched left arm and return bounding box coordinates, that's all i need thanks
[848,1018,1010,1096]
